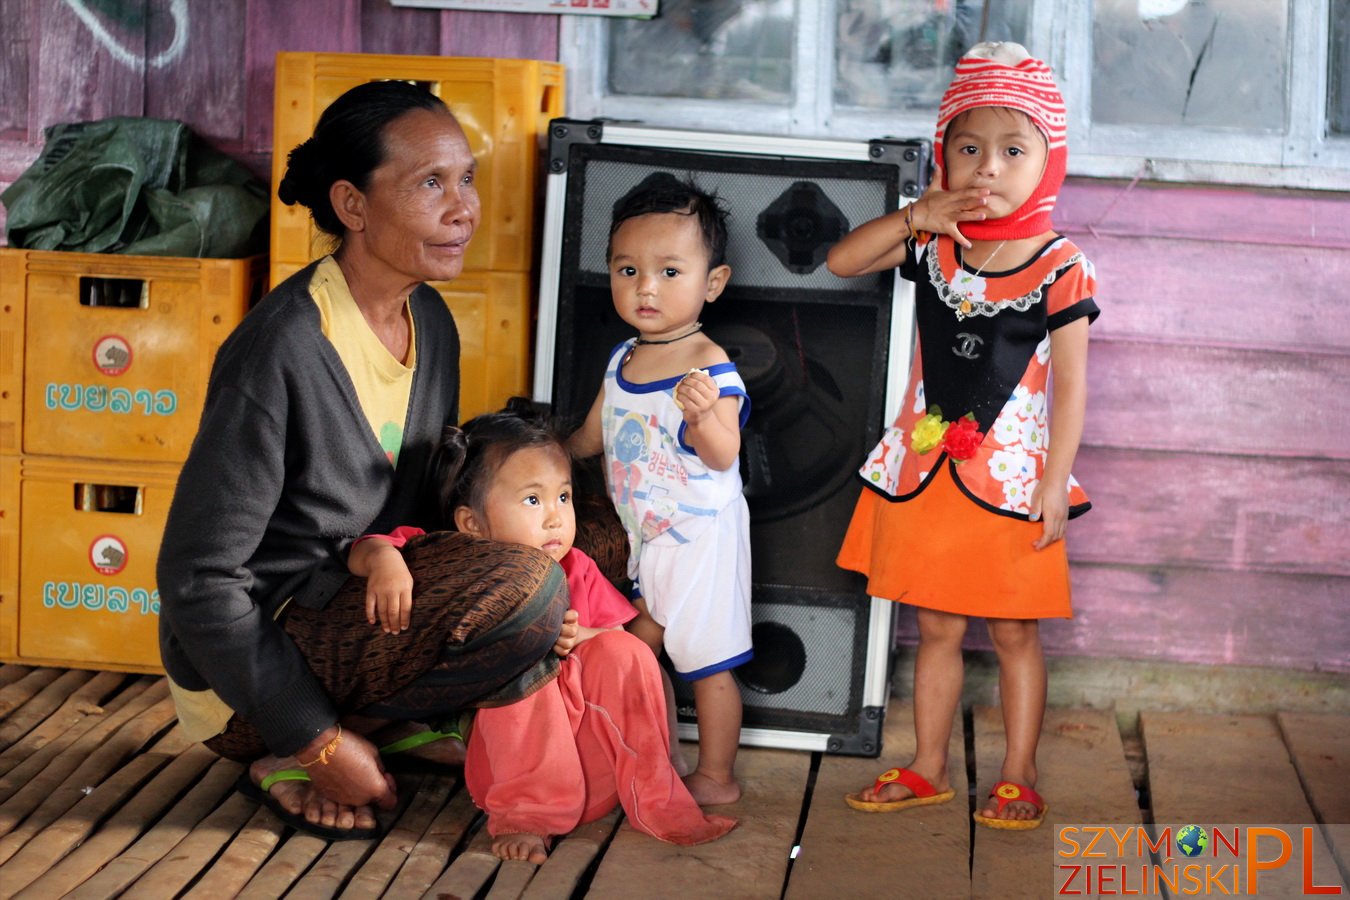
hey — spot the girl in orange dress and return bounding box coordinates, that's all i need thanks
[828,42,1099,830]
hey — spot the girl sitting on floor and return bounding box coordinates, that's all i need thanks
[349,399,737,862]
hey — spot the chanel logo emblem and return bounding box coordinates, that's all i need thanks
[952,333,984,359]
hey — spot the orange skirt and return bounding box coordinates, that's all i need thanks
[836,465,1071,619]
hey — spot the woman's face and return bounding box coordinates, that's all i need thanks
[350,107,481,285]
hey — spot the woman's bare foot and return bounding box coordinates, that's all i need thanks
[683,769,741,806]
[376,721,467,767]
[493,832,549,864]
[247,755,379,834]
[856,762,949,804]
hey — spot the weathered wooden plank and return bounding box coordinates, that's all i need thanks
[144,1,246,145]
[0,669,93,751]
[0,671,128,775]
[421,825,502,899]
[0,671,125,771]
[1036,564,1349,672]
[908,564,1350,673]
[34,0,145,126]
[383,783,481,897]
[339,774,458,897]
[235,832,328,899]
[0,715,185,866]
[39,755,242,900]
[0,0,32,136]
[0,727,194,892]
[1277,713,1350,825]
[0,667,61,718]
[437,11,558,60]
[1278,713,1350,885]
[0,666,33,689]
[1057,179,1350,250]
[180,805,287,899]
[971,707,1140,900]
[520,808,623,900]
[787,700,969,899]
[485,858,539,899]
[1074,234,1350,352]
[1071,447,1349,577]
[1084,339,1350,459]
[125,793,260,897]
[588,746,809,899]
[360,0,442,56]
[243,0,362,155]
[1143,711,1346,895]
[0,677,156,788]
[285,828,381,898]
[0,684,172,830]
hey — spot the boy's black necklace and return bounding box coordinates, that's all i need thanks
[625,322,702,363]
[634,321,702,347]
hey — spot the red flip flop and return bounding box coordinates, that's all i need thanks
[844,766,956,812]
[972,781,1047,830]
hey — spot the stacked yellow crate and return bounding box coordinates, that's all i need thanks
[271,52,565,419]
[0,250,266,672]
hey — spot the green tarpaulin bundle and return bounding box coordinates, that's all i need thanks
[1,117,269,258]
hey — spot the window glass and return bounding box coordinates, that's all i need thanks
[834,0,1031,110]
[607,0,796,102]
[1331,0,1349,135]
[1092,0,1288,132]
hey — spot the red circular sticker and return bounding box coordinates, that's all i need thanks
[92,335,133,376]
[89,535,129,576]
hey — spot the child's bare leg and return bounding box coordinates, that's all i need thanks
[626,601,688,772]
[492,833,549,864]
[980,617,1046,821]
[858,608,967,803]
[684,670,742,805]
[659,668,692,775]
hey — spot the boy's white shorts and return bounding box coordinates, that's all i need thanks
[637,496,753,680]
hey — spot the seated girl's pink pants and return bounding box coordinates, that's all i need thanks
[464,629,736,845]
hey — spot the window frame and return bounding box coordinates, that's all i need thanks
[559,0,1350,191]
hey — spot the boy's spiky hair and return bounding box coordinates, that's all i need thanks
[607,171,730,268]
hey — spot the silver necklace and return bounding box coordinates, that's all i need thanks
[953,241,1007,318]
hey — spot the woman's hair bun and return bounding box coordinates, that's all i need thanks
[278,138,321,208]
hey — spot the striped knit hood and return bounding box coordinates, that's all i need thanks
[935,42,1067,241]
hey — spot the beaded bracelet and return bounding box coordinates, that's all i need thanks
[299,724,343,767]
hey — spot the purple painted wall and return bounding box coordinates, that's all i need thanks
[1,2,1345,673]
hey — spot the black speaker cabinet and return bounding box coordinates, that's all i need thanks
[534,120,930,755]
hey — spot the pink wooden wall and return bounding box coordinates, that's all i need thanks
[1,2,1346,674]
[895,179,1350,674]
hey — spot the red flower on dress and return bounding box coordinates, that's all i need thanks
[941,414,985,462]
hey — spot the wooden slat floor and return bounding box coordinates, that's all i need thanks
[0,664,1346,899]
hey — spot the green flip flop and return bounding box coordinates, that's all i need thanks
[235,769,384,841]
[379,712,473,774]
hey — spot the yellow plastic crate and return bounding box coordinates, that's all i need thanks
[1,456,178,674]
[272,262,532,421]
[271,52,564,275]
[0,248,266,462]
[0,457,16,662]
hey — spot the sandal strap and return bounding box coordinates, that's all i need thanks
[379,711,474,756]
[872,767,942,799]
[987,780,1044,812]
[259,768,310,792]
